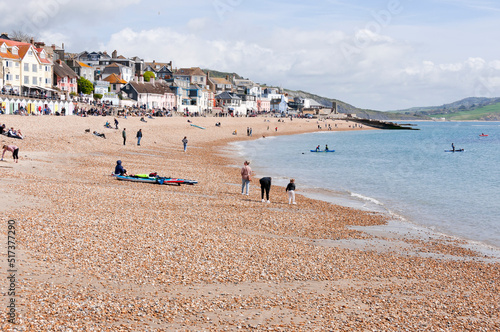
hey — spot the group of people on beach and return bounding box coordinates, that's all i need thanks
[241,161,296,204]
[1,124,23,139]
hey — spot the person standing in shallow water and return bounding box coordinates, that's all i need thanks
[240,161,252,196]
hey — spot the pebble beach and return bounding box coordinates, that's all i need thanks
[1,115,499,331]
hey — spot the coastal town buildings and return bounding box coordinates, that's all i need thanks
[103,73,127,93]
[0,38,55,97]
[121,77,176,110]
[67,59,95,83]
[1,38,331,117]
[207,75,233,94]
[53,59,78,96]
[144,60,173,80]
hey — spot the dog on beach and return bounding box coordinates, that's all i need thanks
[85,129,90,133]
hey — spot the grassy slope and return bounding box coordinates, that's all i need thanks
[429,103,500,120]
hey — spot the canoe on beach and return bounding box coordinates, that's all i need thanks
[113,174,198,185]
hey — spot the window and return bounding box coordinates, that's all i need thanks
[32,77,37,85]
[24,76,29,84]
[32,64,37,72]
[15,75,19,80]
[45,66,49,72]
[45,78,51,84]
[15,62,19,67]
[4,61,10,67]
[5,74,12,81]
[24,63,29,71]
[0,45,5,53]
[27,50,33,56]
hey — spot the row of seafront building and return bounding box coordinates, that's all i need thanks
[0,34,336,116]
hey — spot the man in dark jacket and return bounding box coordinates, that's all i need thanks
[122,128,127,145]
[136,129,142,146]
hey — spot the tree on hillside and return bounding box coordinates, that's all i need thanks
[143,71,155,82]
[77,77,94,95]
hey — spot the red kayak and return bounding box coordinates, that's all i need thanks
[479,134,488,137]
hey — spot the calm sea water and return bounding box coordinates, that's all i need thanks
[233,121,500,248]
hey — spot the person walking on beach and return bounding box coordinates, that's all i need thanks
[122,128,127,145]
[114,118,119,129]
[182,136,188,152]
[1,145,19,163]
[241,161,252,196]
[136,129,142,146]
[286,178,296,204]
[259,177,271,203]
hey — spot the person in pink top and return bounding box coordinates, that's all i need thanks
[1,145,19,163]
[240,161,252,195]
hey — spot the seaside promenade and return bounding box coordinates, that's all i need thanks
[0,115,498,331]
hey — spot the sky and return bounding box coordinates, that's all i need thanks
[2,0,500,110]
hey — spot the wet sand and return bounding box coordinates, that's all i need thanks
[0,115,499,331]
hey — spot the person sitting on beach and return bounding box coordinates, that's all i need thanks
[140,117,147,122]
[114,160,127,176]
[0,124,6,135]
[93,131,106,139]
[16,129,24,139]
[104,121,111,128]
[232,130,237,135]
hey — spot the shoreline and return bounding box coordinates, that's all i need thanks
[227,138,500,261]
[1,115,499,330]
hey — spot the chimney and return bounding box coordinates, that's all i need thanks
[30,37,34,44]
[62,42,65,50]
[139,75,144,83]
[226,75,229,81]
[150,77,155,85]
[133,76,138,83]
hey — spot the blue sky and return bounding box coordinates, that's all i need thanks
[2,0,500,110]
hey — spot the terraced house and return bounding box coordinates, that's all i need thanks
[0,38,53,96]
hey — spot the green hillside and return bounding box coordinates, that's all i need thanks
[429,102,500,120]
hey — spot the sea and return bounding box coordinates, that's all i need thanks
[231,121,500,253]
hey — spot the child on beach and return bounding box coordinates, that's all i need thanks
[286,179,296,204]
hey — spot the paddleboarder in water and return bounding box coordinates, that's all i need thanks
[325,144,329,151]
[451,143,455,152]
